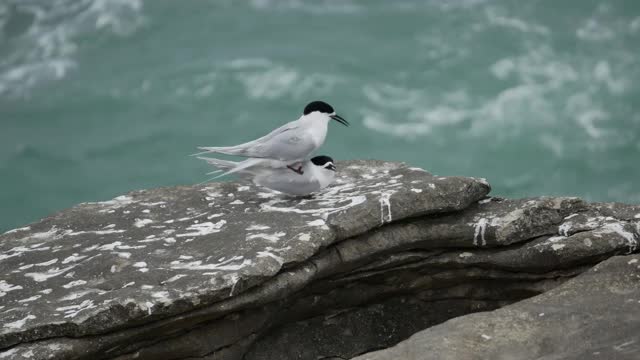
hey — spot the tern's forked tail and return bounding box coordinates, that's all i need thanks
[197,156,266,179]
[191,145,250,157]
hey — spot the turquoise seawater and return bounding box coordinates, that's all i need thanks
[1,0,639,232]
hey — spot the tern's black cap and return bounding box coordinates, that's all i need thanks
[310,155,334,166]
[304,101,334,115]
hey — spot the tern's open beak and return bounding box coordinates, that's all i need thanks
[330,114,349,126]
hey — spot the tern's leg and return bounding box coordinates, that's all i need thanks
[287,162,304,175]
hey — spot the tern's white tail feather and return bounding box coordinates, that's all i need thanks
[197,156,266,179]
[192,144,256,157]
[197,157,239,171]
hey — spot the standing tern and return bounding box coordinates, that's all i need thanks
[194,101,347,175]
[198,155,337,196]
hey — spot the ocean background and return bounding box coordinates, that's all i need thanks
[1,0,639,232]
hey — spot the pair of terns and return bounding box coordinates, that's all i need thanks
[195,101,348,195]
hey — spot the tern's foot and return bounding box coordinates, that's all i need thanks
[287,164,304,175]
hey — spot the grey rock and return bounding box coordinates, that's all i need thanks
[353,253,640,360]
[0,160,488,357]
[0,160,638,360]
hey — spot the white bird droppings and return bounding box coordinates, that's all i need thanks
[176,220,226,237]
[3,315,36,329]
[0,280,23,297]
[473,218,489,246]
[298,233,311,241]
[246,232,286,243]
[134,219,153,228]
[62,280,87,289]
[246,224,271,231]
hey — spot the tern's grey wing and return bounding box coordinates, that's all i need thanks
[239,125,316,161]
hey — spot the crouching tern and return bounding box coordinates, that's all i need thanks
[193,101,347,175]
[198,155,337,196]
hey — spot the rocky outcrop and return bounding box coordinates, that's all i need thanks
[0,160,638,359]
[353,253,640,360]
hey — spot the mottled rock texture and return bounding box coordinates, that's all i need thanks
[0,160,638,360]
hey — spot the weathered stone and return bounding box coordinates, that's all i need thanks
[0,160,638,360]
[0,161,489,357]
[353,254,640,360]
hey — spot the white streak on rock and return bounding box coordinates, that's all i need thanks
[473,218,489,246]
[2,226,30,235]
[459,252,473,258]
[558,222,572,237]
[62,254,87,264]
[247,224,271,231]
[598,223,638,252]
[57,299,96,318]
[162,274,187,284]
[228,273,240,296]
[3,315,36,329]
[66,229,126,236]
[35,258,58,266]
[379,191,393,224]
[25,265,77,282]
[298,233,311,241]
[237,186,250,192]
[134,219,153,228]
[551,244,566,251]
[307,219,326,227]
[246,232,286,243]
[260,195,367,218]
[230,200,245,205]
[171,256,251,271]
[18,295,41,303]
[176,220,227,237]
[63,280,87,289]
[411,188,423,193]
[151,291,173,305]
[178,212,208,222]
[96,241,122,251]
[141,201,166,207]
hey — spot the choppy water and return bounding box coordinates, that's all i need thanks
[1,0,639,232]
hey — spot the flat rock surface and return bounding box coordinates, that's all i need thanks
[353,253,640,360]
[0,160,490,349]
